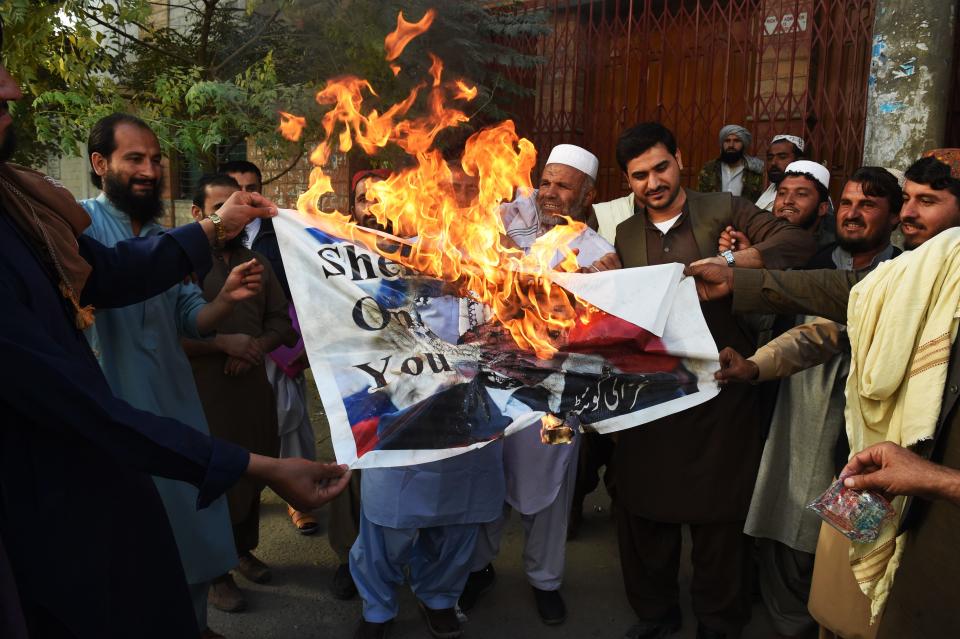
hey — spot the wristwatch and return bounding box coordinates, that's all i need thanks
[720,249,736,266]
[208,212,226,248]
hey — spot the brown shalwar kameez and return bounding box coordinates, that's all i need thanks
[612,189,815,634]
[190,246,296,553]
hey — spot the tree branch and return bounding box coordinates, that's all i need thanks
[146,1,206,15]
[77,7,195,67]
[468,75,501,120]
[197,0,218,71]
[263,147,305,185]
[210,5,284,76]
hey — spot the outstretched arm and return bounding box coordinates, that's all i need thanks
[842,442,960,506]
[684,262,860,323]
[714,320,844,384]
[79,223,213,309]
[2,277,246,505]
[749,317,843,381]
[732,267,860,322]
[80,192,278,309]
[2,277,349,511]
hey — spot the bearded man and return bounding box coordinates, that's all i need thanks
[716,166,901,638]
[697,124,764,202]
[461,144,619,626]
[81,114,265,637]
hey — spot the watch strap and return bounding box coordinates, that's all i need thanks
[209,213,226,248]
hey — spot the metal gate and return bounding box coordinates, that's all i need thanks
[501,0,877,201]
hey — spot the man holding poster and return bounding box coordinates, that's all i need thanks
[608,122,815,639]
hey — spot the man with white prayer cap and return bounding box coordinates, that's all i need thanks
[772,160,835,251]
[756,134,806,211]
[460,143,619,626]
[698,124,765,201]
[499,143,603,243]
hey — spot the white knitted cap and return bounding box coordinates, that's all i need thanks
[772,134,805,152]
[784,160,830,190]
[545,144,599,180]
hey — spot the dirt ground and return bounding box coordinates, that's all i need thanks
[208,375,777,639]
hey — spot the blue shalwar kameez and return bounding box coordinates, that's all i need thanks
[81,195,237,621]
[350,441,505,622]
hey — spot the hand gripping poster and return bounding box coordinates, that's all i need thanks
[274,208,719,469]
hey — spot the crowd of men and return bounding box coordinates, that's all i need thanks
[2,14,960,639]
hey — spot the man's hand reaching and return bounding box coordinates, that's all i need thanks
[714,347,759,384]
[215,191,278,240]
[841,442,960,506]
[219,259,263,303]
[684,262,734,301]
[246,455,352,511]
[578,251,622,273]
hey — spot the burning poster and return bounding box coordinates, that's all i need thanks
[271,8,719,468]
[274,208,719,469]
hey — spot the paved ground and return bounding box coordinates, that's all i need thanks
[209,376,777,639]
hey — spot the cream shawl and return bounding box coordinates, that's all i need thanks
[844,226,960,619]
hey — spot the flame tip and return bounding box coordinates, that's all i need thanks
[288,11,582,360]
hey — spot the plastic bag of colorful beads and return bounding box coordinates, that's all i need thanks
[807,478,896,543]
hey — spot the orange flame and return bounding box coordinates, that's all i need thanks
[453,79,478,101]
[290,11,591,359]
[389,63,401,76]
[384,9,436,61]
[428,53,443,87]
[278,111,306,141]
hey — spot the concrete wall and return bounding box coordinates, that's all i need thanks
[56,151,97,202]
[863,0,956,168]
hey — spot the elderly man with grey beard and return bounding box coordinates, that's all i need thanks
[460,144,619,626]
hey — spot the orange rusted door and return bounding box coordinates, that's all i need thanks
[502,0,875,202]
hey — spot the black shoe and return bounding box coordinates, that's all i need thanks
[532,587,567,625]
[623,607,681,638]
[695,625,727,639]
[417,602,462,639]
[457,564,495,612]
[331,562,358,600]
[353,619,391,639]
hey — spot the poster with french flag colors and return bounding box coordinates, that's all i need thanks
[274,208,720,469]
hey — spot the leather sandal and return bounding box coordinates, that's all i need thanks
[288,504,319,535]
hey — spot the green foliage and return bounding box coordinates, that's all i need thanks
[2,0,548,177]
[2,1,122,164]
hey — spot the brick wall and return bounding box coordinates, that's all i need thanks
[248,140,354,213]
